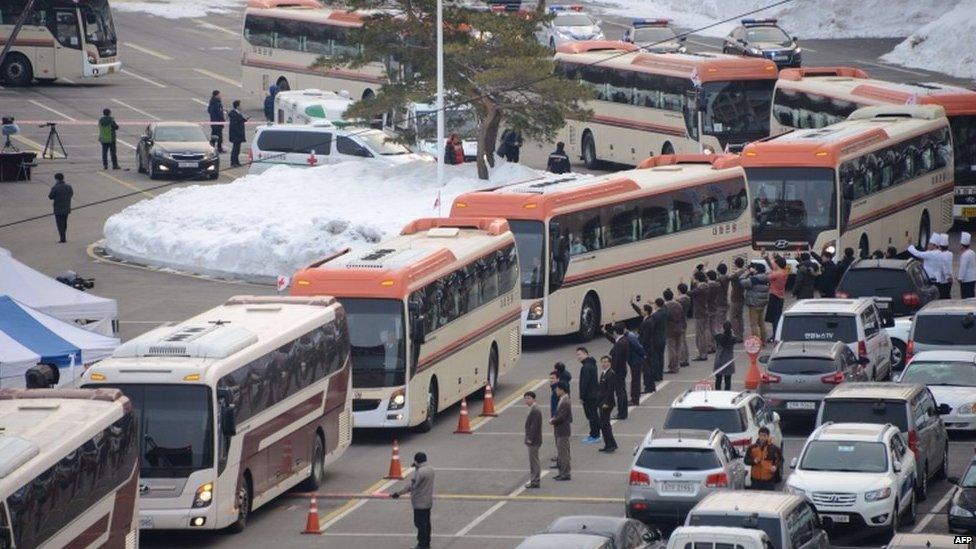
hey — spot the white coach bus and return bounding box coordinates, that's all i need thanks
[0,388,139,548]
[82,295,353,533]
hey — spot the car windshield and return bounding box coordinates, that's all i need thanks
[780,314,856,343]
[962,462,976,487]
[688,514,784,549]
[745,26,791,45]
[746,167,837,249]
[509,220,546,300]
[415,107,479,140]
[800,440,887,473]
[633,26,677,44]
[820,399,908,431]
[89,384,214,478]
[664,407,746,433]
[768,356,837,375]
[554,13,594,26]
[950,115,976,187]
[637,447,721,470]
[696,80,775,146]
[900,361,976,386]
[913,314,976,345]
[155,126,207,142]
[359,132,411,155]
[341,298,406,388]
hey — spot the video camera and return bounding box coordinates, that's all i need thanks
[56,270,95,291]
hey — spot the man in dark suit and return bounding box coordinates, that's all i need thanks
[549,382,573,480]
[597,356,618,452]
[629,301,655,399]
[605,323,630,420]
[576,347,601,445]
[48,173,73,243]
[523,391,543,488]
[649,298,669,387]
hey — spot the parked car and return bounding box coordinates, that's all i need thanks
[136,122,219,180]
[758,341,870,417]
[626,428,747,526]
[524,516,663,549]
[897,350,976,432]
[836,259,938,317]
[948,453,976,534]
[907,300,976,361]
[776,298,894,381]
[666,526,774,549]
[516,533,614,549]
[664,390,783,464]
[536,5,604,53]
[888,533,975,548]
[722,18,801,68]
[685,492,829,549]
[816,382,950,500]
[786,422,917,542]
[621,19,686,53]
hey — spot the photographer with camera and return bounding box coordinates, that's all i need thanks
[48,173,73,243]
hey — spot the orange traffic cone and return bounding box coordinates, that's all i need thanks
[479,384,498,417]
[454,398,472,434]
[301,496,322,535]
[385,439,404,479]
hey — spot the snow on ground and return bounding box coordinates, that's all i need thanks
[103,160,565,283]
[112,0,244,19]
[881,1,976,80]
[590,0,959,39]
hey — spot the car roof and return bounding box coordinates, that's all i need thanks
[847,258,914,271]
[672,390,751,408]
[814,422,892,441]
[825,382,923,401]
[517,533,610,549]
[693,491,803,515]
[645,428,717,448]
[547,516,628,534]
[255,124,379,136]
[152,121,203,129]
[771,340,846,360]
[671,526,769,541]
[917,299,976,314]
[784,298,871,314]
[909,350,976,363]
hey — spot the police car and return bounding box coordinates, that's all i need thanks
[722,18,801,68]
[536,5,604,53]
[622,18,686,53]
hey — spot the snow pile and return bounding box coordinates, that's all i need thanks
[112,0,244,19]
[593,0,959,39]
[103,160,559,283]
[881,1,976,79]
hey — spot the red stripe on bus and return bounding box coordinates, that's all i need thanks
[416,308,521,373]
[0,38,55,47]
[106,464,140,547]
[589,114,687,137]
[562,235,751,288]
[64,514,110,549]
[846,182,954,230]
[242,58,385,84]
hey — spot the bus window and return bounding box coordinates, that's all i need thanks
[951,115,976,186]
[606,203,639,246]
[639,194,670,238]
[244,15,275,47]
[701,79,774,144]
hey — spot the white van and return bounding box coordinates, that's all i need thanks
[273,89,354,125]
[667,526,774,549]
[248,124,429,173]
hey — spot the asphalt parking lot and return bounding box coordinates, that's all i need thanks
[0,4,973,547]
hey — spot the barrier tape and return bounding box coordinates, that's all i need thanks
[8,119,269,126]
[286,491,623,503]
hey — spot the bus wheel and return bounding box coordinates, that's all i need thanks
[299,434,326,491]
[577,293,600,342]
[275,77,290,92]
[416,381,438,433]
[858,233,870,259]
[661,142,674,155]
[227,475,252,533]
[582,133,599,169]
[486,345,499,391]
[918,212,930,248]
[0,54,33,87]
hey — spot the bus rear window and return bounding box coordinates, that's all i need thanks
[780,315,856,343]
[820,399,908,431]
[913,314,976,345]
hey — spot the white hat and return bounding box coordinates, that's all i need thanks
[938,233,949,247]
[962,232,972,246]
[931,233,943,247]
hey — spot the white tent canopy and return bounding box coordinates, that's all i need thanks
[0,247,117,335]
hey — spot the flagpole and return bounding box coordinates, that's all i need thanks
[435,0,445,203]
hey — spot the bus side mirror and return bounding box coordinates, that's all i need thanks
[221,405,237,437]
[409,311,426,344]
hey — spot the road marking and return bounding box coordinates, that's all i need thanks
[435,467,623,475]
[687,38,723,52]
[193,68,241,88]
[321,533,527,540]
[11,134,63,158]
[124,42,173,61]
[96,171,154,198]
[191,97,209,106]
[912,485,954,532]
[116,138,136,150]
[193,19,239,37]
[122,69,167,88]
[28,99,76,121]
[318,472,412,531]
[113,98,161,121]
[455,469,552,537]
[855,59,929,76]
[474,431,644,437]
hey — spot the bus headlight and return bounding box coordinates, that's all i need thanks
[388,389,406,410]
[192,482,214,508]
[527,300,544,320]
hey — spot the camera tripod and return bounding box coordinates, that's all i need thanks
[41,122,66,159]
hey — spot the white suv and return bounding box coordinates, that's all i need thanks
[786,422,917,541]
[664,390,783,477]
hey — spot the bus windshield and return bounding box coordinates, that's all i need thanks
[416,108,479,140]
[951,115,976,187]
[81,0,117,56]
[509,220,546,299]
[746,167,836,248]
[342,298,406,388]
[699,80,775,146]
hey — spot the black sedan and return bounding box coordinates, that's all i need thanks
[136,122,219,180]
[723,18,801,68]
[949,455,976,534]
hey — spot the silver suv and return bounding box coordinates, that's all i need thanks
[759,341,870,417]
[908,300,976,359]
[626,429,747,526]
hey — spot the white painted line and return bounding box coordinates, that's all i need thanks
[116,138,137,150]
[319,471,413,530]
[475,431,645,437]
[471,378,548,433]
[436,467,622,475]
[320,533,527,540]
[28,99,76,121]
[856,59,929,77]
[799,46,816,53]
[112,98,161,121]
[191,97,209,106]
[455,470,552,536]
[611,380,669,426]
[122,69,167,88]
[912,485,955,532]
[194,19,239,37]
[687,39,723,52]
[193,68,241,88]
[124,42,173,61]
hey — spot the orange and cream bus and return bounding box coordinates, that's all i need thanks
[0,388,138,548]
[551,41,778,168]
[291,218,522,431]
[83,295,352,533]
[451,155,751,339]
[743,104,954,257]
[771,67,976,220]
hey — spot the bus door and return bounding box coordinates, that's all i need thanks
[49,8,81,74]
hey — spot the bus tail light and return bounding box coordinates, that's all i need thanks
[704,472,729,487]
[388,388,406,410]
[192,482,213,508]
[629,470,651,486]
[902,292,921,307]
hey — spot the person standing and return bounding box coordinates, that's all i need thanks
[547,370,560,418]
[630,300,655,398]
[729,257,747,340]
[814,248,838,298]
[501,128,522,163]
[97,108,120,170]
[606,324,630,420]
[48,173,72,243]
[713,321,735,390]
[741,263,770,342]
[549,382,572,480]
[714,263,731,336]
[208,90,226,153]
[596,356,618,453]
[765,256,788,340]
[546,142,571,174]
[663,289,685,374]
[228,100,248,167]
[959,232,976,299]
[744,427,783,490]
[444,133,464,165]
[908,234,948,297]
[793,252,819,300]
[576,347,601,445]
[523,391,543,488]
[263,84,278,123]
[936,233,954,299]
[390,452,435,549]
[676,283,692,367]
[836,247,856,280]
[704,270,720,353]
[649,297,668,385]
[689,270,711,361]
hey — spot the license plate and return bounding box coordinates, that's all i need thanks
[963,207,976,217]
[787,401,816,410]
[820,513,849,524]
[178,161,198,168]
[139,516,154,529]
[660,481,694,493]
[774,55,787,60]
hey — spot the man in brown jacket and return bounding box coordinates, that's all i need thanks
[676,283,692,367]
[688,270,711,361]
[705,270,721,353]
[714,264,731,336]
[663,288,685,373]
[549,382,573,480]
[523,391,543,488]
[729,257,748,341]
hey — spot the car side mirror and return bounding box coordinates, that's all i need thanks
[758,355,770,364]
[948,476,959,485]
[937,403,951,415]
[221,405,237,437]
[789,457,798,469]
[893,460,902,473]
